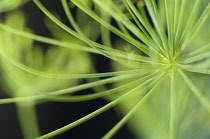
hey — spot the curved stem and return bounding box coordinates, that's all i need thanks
[102,71,168,139]
[178,69,210,114]
[35,70,163,139]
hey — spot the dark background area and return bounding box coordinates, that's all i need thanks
[0,1,136,139]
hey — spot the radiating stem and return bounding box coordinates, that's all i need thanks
[169,69,176,139]
[178,69,210,114]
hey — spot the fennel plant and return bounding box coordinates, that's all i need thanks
[1,0,210,139]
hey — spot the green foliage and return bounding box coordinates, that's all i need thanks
[1,0,210,139]
[0,10,91,98]
[0,0,29,12]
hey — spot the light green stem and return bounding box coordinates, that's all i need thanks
[169,69,176,139]
[16,101,40,139]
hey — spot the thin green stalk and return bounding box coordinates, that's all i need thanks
[181,51,210,64]
[181,2,210,52]
[0,23,154,64]
[33,0,136,64]
[46,72,153,96]
[184,43,210,58]
[43,70,161,102]
[102,71,169,139]
[169,69,176,139]
[116,19,131,37]
[164,0,174,53]
[178,69,210,114]
[35,0,162,66]
[0,40,159,79]
[35,70,163,139]
[99,9,112,47]
[178,0,202,47]
[0,71,153,104]
[173,0,180,41]
[123,0,166,57]
[175,0,187,46]
[105,0,161,55]
[178,64,210,75]
[61,0,155,65]
[145,0,170,60]
[69,0,157,58]
[122,0,151,38]
[0,23,97,53]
